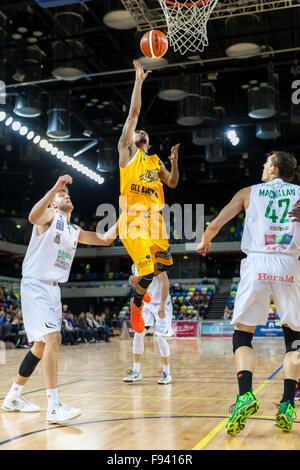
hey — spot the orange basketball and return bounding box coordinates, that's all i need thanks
[140,30,168,59]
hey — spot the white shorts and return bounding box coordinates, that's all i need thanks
[232,254,300,331]
[21,277,62,343]
[143,299,173,337]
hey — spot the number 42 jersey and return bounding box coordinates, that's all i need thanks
[241,178,300,257]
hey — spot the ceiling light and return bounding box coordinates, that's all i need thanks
[19,126,29,136]
[39,139,48,148]
[57,151,64,159]
[26,131,35,140]
[5,117,13,126]
[0,111,6,121]
[12,121,21,131]
[45,143,53,152]
[51,147,58,155]
[17,27,28,33]
[33,31,43,37]
[33,135,41,144]
[12,33,22,40]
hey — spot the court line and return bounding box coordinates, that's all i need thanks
[192,364,283,450]
[0,412,298,448]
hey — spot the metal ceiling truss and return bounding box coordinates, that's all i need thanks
[120,0,300,31]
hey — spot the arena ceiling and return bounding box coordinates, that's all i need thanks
[0,0,299,216]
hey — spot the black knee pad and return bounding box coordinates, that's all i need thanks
[282,325,300,353]
[232,330,254,354]
[19,351,41,378]
[137,273,154,289]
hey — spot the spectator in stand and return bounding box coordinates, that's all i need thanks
[202,277,209,285]
[66,313,82,343]
[99,313,111,342]
[86,313,101,342]
[77,312,95,343]
[61,314,75,345]
[0,310,5,326]
[11,311,29,348]
[110,313,120,329]
[224,305,233,321]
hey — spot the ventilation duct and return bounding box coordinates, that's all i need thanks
[158,75,188,101]
[47,94,71,139]
[13,47,45,118]
[256,122,281,140]
[248,82,278,119]
[193,127,214,146]
[103,0,136,30]
[177,95,203,126]
[96,146,117,173]
[52,7,85,80]
[205,138,226,163]
[225,15,261,58]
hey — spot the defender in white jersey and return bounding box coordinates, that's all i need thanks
[197,151,300,435]
[123,264,173,384]
[2,175,118,424]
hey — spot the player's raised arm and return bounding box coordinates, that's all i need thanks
[28,175,72,226]
[159,144,180,189]
[78,222,119,247]
[197,186,251,256]
[118,60,152,168]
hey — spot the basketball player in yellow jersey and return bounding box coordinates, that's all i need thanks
[118,59,179,334]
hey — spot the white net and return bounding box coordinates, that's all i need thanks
[158,0,219,55]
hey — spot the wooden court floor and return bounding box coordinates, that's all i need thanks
[0,335,299,450]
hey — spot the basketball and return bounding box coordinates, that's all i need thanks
[140,30,168,59]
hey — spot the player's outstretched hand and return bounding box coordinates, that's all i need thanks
[133,59,152,83]
[54,175,73,192]
[288,199,300,222]
[169,143,180,166]
[197,241,211,257]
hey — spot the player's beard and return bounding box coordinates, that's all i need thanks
[60,201,74,213]
[136,138,148,149]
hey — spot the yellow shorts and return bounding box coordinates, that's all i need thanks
[119,211,173,276]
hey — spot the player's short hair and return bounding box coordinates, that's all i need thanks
[267,150,300,182]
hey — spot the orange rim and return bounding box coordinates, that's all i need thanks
[162,0,212,6]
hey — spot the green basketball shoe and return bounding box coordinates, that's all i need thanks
[274,401,296,432]
[226,390,259,436]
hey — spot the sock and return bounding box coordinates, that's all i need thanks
[237,370,253,395]
[163,364,170,375]
[8,382,23,397]
[281,379,297,406]
[46,388,59,407]
[133,362,141,374]
[133,291,144,309]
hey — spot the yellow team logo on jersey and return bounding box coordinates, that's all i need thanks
[138,169,159,184]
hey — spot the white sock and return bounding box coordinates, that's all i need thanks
[133,362,141,374]
[46,388,59,408]
[8,382,23,397]
[163,364,170,375]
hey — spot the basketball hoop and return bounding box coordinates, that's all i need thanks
[158,0,219,55]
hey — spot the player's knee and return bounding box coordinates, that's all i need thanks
[45,331,62,349]
[137,273,154,290]
[282,325,300,353]
[133,331,146,355]
[156,335,170,358]
[232,329,254,354]
[19,351,41,378]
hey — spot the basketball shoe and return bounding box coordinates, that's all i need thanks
[46,401,81,424]
[130,299,145,333]
[226,390,259,435]
[157,372,172,385]
[274,400,296,432]
[2,395,40,413]
[123,370,143,382]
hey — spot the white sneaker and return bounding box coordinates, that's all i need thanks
[123,370,143,382]
[2,395,40,412]
[157,372,172,385]
[46,401,81,424]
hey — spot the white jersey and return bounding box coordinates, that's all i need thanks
[241,178,300,257]
[132,265,171,304]
[22,209,80,283]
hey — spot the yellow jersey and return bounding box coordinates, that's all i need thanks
[119,148,165,214]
